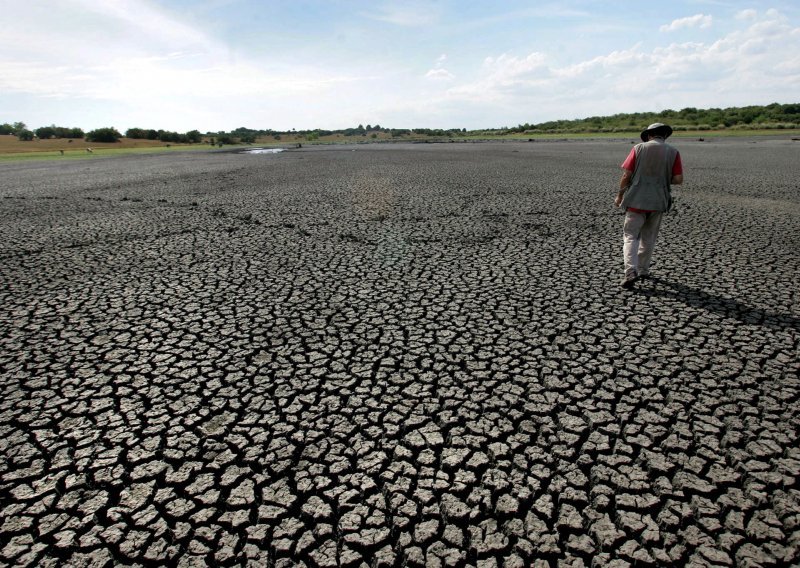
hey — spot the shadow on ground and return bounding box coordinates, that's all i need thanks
[637,277,800,332]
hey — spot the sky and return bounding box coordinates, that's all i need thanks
[1,0,799,133]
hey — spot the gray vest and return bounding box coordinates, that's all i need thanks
[621,139,679,211]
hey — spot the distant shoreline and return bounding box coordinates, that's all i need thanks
[1,130,799,163]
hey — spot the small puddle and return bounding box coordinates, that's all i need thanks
[243,148,285,154]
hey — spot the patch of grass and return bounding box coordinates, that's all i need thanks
[472,128,800,140]
[0,141,214,162]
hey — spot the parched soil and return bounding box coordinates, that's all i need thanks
[0,139,798,567]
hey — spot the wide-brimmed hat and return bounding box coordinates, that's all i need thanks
[641,122,673,142]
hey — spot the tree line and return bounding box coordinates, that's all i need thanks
[125,128,203,143]
[1,122,86,140]
[3,103,798,145]
[497,102,800,135]
[1,122,203,144]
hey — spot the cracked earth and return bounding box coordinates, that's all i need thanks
[1,139,798,567]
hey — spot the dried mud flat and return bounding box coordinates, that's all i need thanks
[1,140,798,567]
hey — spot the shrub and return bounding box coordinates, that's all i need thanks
[35,126,57,139]
[34,125,84,139]
[86,127,122,142]
[126,128,147,139]
[17,129,34,141]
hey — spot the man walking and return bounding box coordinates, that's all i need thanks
[615,123,683,289]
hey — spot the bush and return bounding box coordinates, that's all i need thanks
[34,125,84,139]
[4,121,27,135]
[17,129,34,141]
[126,128,147,139]
[35,126,56,139]
[158,130,181,143]
[86,127,122,143]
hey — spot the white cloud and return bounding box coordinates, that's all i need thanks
[1,2,797,131]
[426,68,455,80]
[443,52,551,105]
[736,9,758,21]
[74,0,211,47]
[431,9,799,124]
[0,0,362,129]
[660,14,713,32]
[482,53,549,82]
[424,53,454,81]
[361,3,440,26]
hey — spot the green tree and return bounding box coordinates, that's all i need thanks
[35,126,57,139]
[17,129,34,141]
[34,125,85,139]
[125,128,147,139]
[86,127,122,142]
[0,121,27,135]
[159,130,185,143]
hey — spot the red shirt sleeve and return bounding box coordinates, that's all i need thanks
[672,152,683,176]
[622,148,682,175]
[621,148,636,171]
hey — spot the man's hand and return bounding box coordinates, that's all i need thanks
[617,170,632,207]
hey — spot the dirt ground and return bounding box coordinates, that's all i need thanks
[1,139,798,566]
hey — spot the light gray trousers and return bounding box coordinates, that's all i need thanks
[623,210,663,277]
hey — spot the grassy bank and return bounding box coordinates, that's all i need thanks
[0,135,216,162]
[2,128,799,162]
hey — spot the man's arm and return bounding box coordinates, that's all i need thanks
[615,170,632,207]
[671,152,683,185]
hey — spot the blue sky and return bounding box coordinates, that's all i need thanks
[1,1,799,132]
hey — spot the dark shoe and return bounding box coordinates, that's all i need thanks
[620,274,637,289]
[638,273,651,282]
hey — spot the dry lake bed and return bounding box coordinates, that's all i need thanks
[1,139,799,566]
